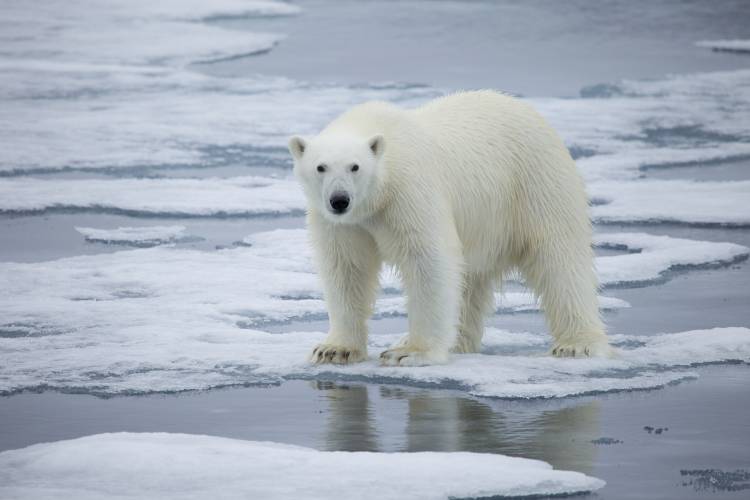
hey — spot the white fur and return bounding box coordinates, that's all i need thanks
[289,91,611,366]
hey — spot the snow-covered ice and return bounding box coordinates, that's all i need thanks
[590,180,750,226]
[0,433,605,500]
[533,68,750,182]
[0,176,305,217]
[696,39,750,54]
[75,225,192,247]
[1,0,296,67]
[0,229,746,397]
[595,232,750,286]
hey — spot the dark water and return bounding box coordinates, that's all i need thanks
[210,0,750,96]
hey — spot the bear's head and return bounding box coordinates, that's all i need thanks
[288,133,385,224]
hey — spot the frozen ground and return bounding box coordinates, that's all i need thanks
[0,0,749,499]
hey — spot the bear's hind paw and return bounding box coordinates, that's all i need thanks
[310,344,366,365]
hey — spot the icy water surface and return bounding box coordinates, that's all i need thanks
[1,0,749,498]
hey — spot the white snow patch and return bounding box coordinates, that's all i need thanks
[0,433,604,500]
[1,0,296,67]
[0,229,746,397]
[590,180,750,226]
[75,225,190,246]
[696,39,750,53]
[0,176,305,216]
[595,232,750,285]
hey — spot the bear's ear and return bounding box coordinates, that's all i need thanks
[368,134,385,159]
[288,136,307,161]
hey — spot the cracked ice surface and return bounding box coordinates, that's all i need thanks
[0,229,746,397]
[0,433,605,499]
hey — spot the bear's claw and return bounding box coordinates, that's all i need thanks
[550,340,613,358]
[379,348,449,367]
[310,344,365,365]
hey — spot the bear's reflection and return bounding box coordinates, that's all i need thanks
[313,381,599,474]
[314,381,379,452]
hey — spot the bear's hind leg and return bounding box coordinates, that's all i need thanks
[453,273,494,354]
[519,242,611,358]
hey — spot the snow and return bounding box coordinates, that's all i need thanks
[590,180,750,226]
[595,232,750,286]
[1,1,296,67]
[0,229,746,397]
[533,68,750,182]
[75,225,191,246]
[0,176,305,217]
[0,433,605,500]
[696,39,750,53]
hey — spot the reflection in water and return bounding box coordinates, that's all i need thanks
[313,382,600,474]
[314,381,379,451]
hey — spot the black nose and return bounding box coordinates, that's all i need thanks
[329,192,350,213]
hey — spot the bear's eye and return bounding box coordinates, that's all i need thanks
[351,164,359,172]
[316,164,326,173]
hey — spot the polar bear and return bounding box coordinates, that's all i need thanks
[289,90,611,366]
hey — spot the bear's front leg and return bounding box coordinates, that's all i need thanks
[309,212,381,365]
[380,226,463,366]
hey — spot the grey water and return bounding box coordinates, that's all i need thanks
[2,1,750,499]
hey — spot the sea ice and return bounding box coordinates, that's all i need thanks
[594,232,750,286]
[0,433,605,499]
[2,0,749,186]
[0,229,746,397]
[589,180,750,226]
[0,176,305,217]
[696,39,750,53]
[75,225,192,247]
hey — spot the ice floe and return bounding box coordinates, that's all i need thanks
[0,176,305,217]
[1,0,296,67]
[0,433,605,499]
[696,39,750,54]
[75,225,193,247]
[589,180,750,226]
[594,232,750,286]
[0,229,746,397]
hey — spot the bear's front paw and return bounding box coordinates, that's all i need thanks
[379,348,449,367]
[551,338,613,358]
[310,344,366,365]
